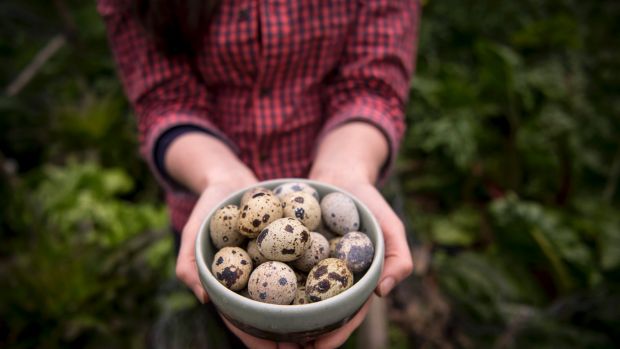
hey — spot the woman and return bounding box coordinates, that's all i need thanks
[98,0,419,347]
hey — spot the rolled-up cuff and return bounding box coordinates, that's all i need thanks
[141,111,239,194]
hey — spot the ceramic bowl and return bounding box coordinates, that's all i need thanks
[195,179,384,342]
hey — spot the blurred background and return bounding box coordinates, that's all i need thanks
[1,0,619,348]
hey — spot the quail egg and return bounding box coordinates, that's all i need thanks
[329,237,342,258]
[246,239,269,266]
[291,232,330,272]
[211,247,253,291]
[209,205,245,249]
[320,192,360,235]
[273,182,319,201]
[292,286,309,305]
[281,192,321,231]
[238,192,282,238]
[240,187,274,207]
[334,232,374,273]
[256,218,310,262]
[306,258,353,302]
[248,261,297,305]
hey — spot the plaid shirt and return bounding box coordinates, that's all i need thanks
[98,0,420,232]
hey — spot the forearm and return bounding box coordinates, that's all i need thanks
[310,122,389,185]
[165,132,256,193]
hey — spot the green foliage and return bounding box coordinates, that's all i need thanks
[397,0,620,346]
[1,0,618,348]
[0,162,171,348]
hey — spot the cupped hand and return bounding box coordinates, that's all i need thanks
[175,175,257,304]
[310,173,413,297]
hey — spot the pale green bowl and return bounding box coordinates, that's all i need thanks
[195,179,384,342]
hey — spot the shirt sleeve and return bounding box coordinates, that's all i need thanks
[318,0,420,183]
[97,0,237,193]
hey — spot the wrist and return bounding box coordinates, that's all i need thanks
[309,162,375,186]
[165,132,256,193]
[310,122,388,185]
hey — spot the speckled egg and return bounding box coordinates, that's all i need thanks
[292,286,309,305]
[248,261,297,305]
[246,239,269,267]
[240,187,274,207]
[256,218,310,262]
[291,232,330,272]
[335,232,374,273]
[329,237,342,258]
[320,192,360,235]
[317,221,338,240]
[281,192,321,231]
[238,192,282,238]
[305,258,353,302]
[211,247,253,291]
[209,205,245,249]
[273,182,319,201]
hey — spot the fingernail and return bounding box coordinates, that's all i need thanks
[379,277,395,297]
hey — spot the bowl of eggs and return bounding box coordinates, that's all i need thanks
[195,179,384,342]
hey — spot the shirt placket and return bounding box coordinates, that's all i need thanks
[252,0,285,176]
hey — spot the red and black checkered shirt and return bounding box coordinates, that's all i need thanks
[98,0,420,232]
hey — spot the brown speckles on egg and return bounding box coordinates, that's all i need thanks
[305,258,353,302]
[291,232,330,272]
[281,248,296,255]
[334,232,374,273]
[273,182,319,201]
[282,192,321,231]
[313,265,328,279]
[211,247,253,291]
[292,286,309,305]
[209,205,245,249]
[248,261,297,305]
[257,218,311,262]
[237,192,282,238]
[240,187,274,207]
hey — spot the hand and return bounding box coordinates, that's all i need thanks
[309,173,413,297]
[166,132,259,303]
[176,176,257,303]
[304,122,414,347]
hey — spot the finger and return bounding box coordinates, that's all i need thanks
[355,187,413,296]
[176,189,232,303]
[220,316,280,349]
[313,297,373,349]
[377,208,412,296]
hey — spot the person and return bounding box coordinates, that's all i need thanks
[98,0,419,347]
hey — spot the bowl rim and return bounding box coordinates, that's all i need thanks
[195,178,384,313]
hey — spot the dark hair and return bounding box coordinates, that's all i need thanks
[134,0,220,55]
